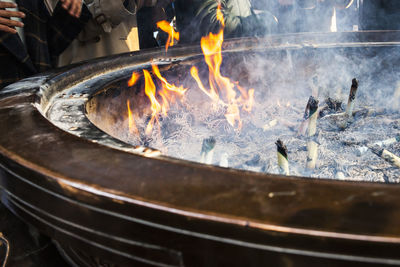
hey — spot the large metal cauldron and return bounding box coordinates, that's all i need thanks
[0,31,400,267]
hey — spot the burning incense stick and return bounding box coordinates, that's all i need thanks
[356,135,400,156]
[298,97,316,136]
[200,137,216,164]
[275,139,289,175]
[345,78,359,117]
[370,147,400,169]
[306,96,319,169]
[332,78,359,129]
[306,96,319,136]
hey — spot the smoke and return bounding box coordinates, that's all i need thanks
[230,0,400,36]
[86,1,400,181]
[85,40,400,182]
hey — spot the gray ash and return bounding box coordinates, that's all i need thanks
[107,47,400,183]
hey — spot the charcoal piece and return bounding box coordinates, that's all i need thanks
[319,97,343,118]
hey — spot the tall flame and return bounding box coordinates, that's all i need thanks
[126,3,255,138]
[216,3,225,27]
[157,20,180,52]
[152,64,187,116]
[190,3,254,130]
[152,64,187,96]
[143,69,162,135]
[127,66,188,136]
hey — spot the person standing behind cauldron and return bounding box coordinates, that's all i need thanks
[57,0,172,67]
[359,0,400,30]
[174,0,278,44]
[0,0,91,89]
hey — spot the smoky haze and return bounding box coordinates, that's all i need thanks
[174,0,400,43]
[87,0,400,182]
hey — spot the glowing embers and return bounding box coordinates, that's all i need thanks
[190,4,254,130]
[156,20,180,52]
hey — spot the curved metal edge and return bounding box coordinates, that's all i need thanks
[2,162,400,266]
[0,30,400,266]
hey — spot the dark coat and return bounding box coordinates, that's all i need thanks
[0,0,91,89]
[174,0,275,44]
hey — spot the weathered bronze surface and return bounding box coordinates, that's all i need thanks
[0,31,400,266]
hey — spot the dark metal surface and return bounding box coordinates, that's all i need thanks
[0,31,400,266]
[0,198,69,267]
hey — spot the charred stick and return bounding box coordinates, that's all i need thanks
[345,78,359,117]
[276,139,289,175]
[298,101,311,136]
[306,96,319,169]
[321,107,386,122]
[298,96,318,136]
[307,96,319,136]
[335,78,359,129]
[319,97,343,118]
[200,137,216,164]
[319,79,360,129]
[370,147,400,169]
[357,135,400,156]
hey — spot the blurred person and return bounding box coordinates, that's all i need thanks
[0,0,91,89]
[359,0,400,30]
[58,0,172,66]
[137,0,175,49]
[174,0,278,44]
[259,0,355,33]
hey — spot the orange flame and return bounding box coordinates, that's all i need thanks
[216,2,225,27]
[152,64,187,116]
[127,100,139,135]
[190,3,254,130]
[157,20,180,52]
[127,3,255,138]
[152,64,187,96]
[190,66,219,101]
[140,66,188,135]
[143,69,162,135]
[128,72,140,87]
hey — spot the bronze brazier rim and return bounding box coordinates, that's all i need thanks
[1,31,400,266]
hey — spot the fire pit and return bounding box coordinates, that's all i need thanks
[1,31,400,266]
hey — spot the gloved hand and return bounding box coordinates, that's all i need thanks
[0,1,25,34]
